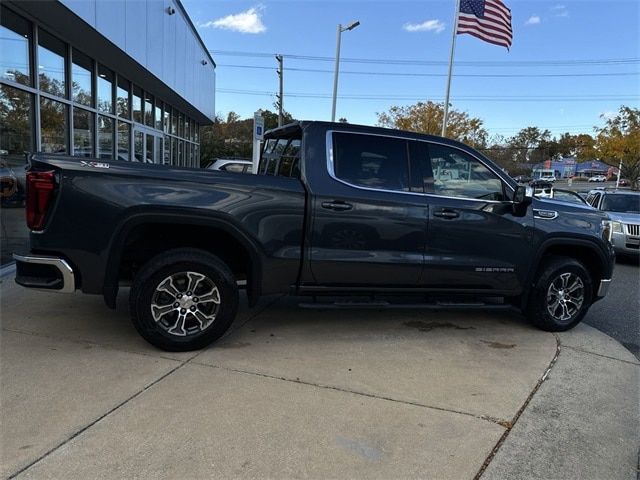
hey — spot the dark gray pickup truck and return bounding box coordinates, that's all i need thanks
[15,121,615,350]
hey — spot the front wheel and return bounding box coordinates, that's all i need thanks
[130,248,239,351]
[526,256,593,331]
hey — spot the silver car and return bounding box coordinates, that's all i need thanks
[586,190,640,256]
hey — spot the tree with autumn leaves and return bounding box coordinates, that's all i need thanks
[375,101,638,188]
[592,106,639,189]
[376,101,488,148]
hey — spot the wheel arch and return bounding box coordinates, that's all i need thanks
[103,211,263,309]
[523,237,610,309]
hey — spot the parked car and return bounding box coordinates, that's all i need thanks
[586,189,640,256]
[539,174,557,182]
[618,179,631,187]
[588,175,607,183]
[513,175,532,184]
[0,159,25,207]
[205,158,253,174]
[15,121,615,351]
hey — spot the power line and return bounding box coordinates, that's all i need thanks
[216,63,639,78]
[217,88,639,102]
[210,50,640,67]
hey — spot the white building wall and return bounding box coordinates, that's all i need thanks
[60,0,215,120]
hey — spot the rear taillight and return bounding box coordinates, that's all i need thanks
[26,170,56,230]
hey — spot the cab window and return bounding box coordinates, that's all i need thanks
[332,132,410,192]
[258,137,302,178]
[425,143,504,201]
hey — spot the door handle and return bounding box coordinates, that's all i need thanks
[433,209,459,219]
[321,201,353,211]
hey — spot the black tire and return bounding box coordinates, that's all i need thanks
[129,248,238,351]
[526,255,593,331]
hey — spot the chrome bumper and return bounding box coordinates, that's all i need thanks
[13,254,76,293]
[596,278,611,298]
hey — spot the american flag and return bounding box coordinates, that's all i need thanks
[457,0,513,49]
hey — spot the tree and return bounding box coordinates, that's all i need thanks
[507,127,552,163]
[594,106,640,189]
[258,108,294,130]
[199,108,295,166]
[376,101,488,148]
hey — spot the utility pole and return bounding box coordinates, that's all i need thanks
[275,54,283,127]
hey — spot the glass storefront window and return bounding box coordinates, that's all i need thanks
[117,121,130,161]
[171,109,177,136]
[171,137,177,164]
[72,49,93,107]
[195,145,199,167]
[40,97,67,153]
[38,29,67,98]
[116,76,130,118]
[134,130,143,161]
[1,6,31,86]
[194,123,199,142]
[132,85,142,124]
[145,133,154,163]
[163,107,170,134]
[178,113,184,138]
[0,84,33,265]
[178,139,183,166]
[98,116,113,159]
[97,64,113,113]
[144,92,153,127]
[72,107,93,157]
[185,117,190,141]
[0,85,33,155]
[155,102,162,131]
[164,135,171,164]
[155,136,162,165]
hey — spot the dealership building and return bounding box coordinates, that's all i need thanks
[0,0,216,265]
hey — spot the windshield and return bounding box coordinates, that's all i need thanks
[601,194,640,213]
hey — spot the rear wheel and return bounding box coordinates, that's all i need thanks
[130,248,238,351]
[526,256,593,331]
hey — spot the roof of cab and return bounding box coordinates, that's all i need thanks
[264,120,469,150]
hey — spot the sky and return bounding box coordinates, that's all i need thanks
[182,0,640,139]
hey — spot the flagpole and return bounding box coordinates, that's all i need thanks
[442,0,462,137]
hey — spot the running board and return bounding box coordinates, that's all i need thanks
[298,300,514,310]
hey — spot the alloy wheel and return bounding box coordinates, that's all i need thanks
[546,272,584,322]
[150,271,221,336]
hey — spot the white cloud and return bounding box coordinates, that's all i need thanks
[550,4,569,17]
[200,6,266,34]
[525,15,541,26]
[403,19,445,33]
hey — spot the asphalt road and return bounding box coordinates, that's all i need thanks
[584,256,640,359]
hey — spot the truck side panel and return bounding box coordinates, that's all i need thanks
[27,156,306,296]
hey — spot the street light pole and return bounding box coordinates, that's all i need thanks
[331,21,359,122]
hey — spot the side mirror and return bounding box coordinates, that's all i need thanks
[514,185,533,205]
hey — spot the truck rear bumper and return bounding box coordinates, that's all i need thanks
[13,254,76,293]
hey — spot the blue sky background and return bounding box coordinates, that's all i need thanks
[183,0,639,139]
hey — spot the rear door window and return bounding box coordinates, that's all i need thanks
[332,132,410,192]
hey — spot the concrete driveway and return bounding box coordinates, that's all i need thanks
[1,278,638,479]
